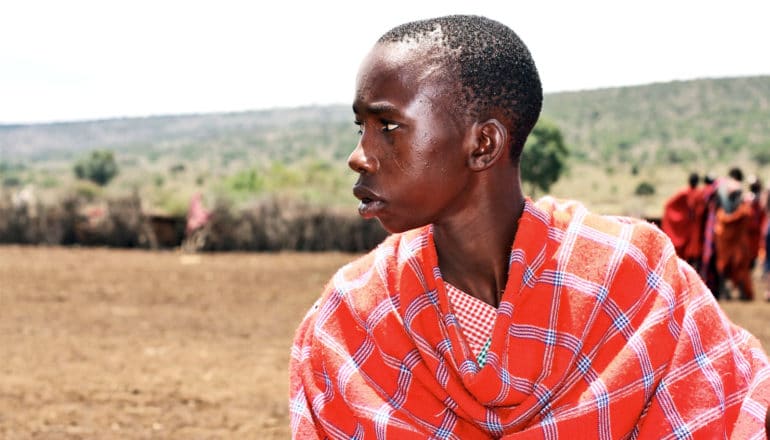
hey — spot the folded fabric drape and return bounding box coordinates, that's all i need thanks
[290,197,770,439]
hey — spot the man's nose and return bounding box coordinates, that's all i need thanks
[347,140,377,174]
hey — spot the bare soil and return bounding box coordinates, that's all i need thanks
[1,246,768,439]
[0,246,353,439]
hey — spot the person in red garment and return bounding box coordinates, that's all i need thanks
[289,15,770,438]
[713,170,756,301]
[661,172,706,270]
[682,176,708,271]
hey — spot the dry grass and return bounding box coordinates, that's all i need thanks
[549,162,770,218]
[1,246,768,438]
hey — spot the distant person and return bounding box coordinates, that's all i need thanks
[182,192,211,252]
[661,172,705,270]
[699,172,723,297]
[185,192,211,236]
[289,15,770,438]
[683,174,709,270]
[746,176,766,270]
[763,185,770,301]
[713,168,755,300]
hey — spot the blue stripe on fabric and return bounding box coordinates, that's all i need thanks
[673,424,692,440]
[436,338,453,355]
[596,390,610,409]
[646,271,662,290]
[523,267,535,285]
[643,372,655,390]
[551,270,565,286]
[545,329,557,346]
[482,412,504,437]
[434,427,452,439]
[500,369,512,387]
[537,389,552,407]
[427,288,439,306]
[597,285,609,302]
[613,312,631,331]
[695,353,708,368]
[577,355,592,374]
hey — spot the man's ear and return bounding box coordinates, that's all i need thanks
[468,119,509,171]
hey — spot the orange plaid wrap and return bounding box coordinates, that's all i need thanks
[290,198,770,439]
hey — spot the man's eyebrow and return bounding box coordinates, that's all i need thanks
[353,101,400,115]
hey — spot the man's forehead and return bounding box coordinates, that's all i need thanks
[359,40,456,91]
[379,26,447,57]
[372,37,448,67]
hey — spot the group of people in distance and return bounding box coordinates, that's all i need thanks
[661,167,769,301]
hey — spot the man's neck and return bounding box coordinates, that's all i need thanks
[433,190,525,307]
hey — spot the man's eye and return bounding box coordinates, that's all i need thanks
[383,122,399,132]
[354,121,363,135]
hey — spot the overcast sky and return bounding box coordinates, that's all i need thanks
[1,0,769,124]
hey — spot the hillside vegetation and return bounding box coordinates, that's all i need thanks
[1,75,769,219]
[543,76,770,167]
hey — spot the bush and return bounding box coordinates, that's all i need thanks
[521,120,569,195]
[634,181,656,196]
[201,196,387,252]
[74,150,119,186]
[0,193,81,245]
[0,191,388,252]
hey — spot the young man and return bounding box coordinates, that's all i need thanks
[290,15,770,438]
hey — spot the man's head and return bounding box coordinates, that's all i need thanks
[348,15,538,232]
[688,172,700,188]
[748,175,762,195]
[728,167,744,182]
[377,15,542,160]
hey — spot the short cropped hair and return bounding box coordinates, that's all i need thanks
[378,15,542,160]
[688,172,700,188]
[728,167,744,182]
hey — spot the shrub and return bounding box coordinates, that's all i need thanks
[2,175,22,187]
[74,150,119,186]
[201,196,387,252]
[635,181,656,196]
[0,191,388,252]
[0,193,81,245]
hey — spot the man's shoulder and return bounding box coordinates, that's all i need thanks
[535,196,673,261]
[331,228,421,277]
[306,229,426,325]
[535,196,663,234]
[328,234,396,284]
[320,228,424,298]
[535,197,687,306]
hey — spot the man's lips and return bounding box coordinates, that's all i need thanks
[352,185,386,218]
[352,185,381,202]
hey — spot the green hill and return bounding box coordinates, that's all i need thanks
[542,75,770,167]
[3,75,769,167]
[0,106,357,163]
[1,75,769,216]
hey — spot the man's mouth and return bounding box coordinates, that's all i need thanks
[353,186,386,218]
[358,199,386,218]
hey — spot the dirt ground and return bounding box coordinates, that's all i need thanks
[0,246,354,439]
[1,246,769,439]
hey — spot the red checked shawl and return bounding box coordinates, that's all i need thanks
[289,198,770,439]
